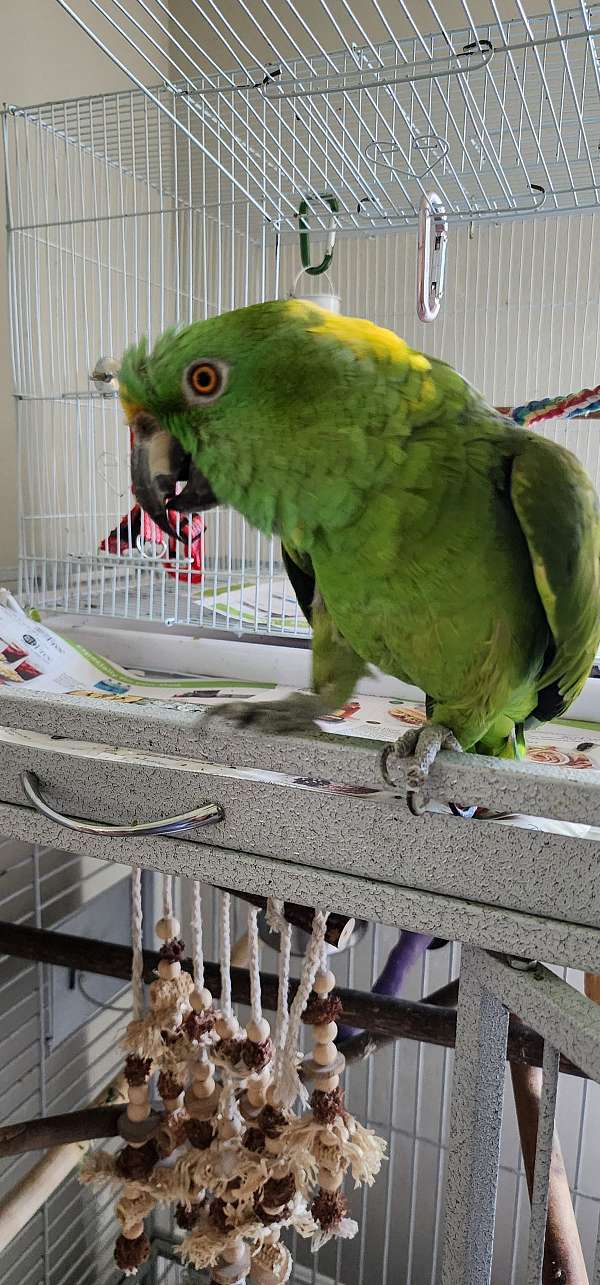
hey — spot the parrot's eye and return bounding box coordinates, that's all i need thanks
[184,359,228,405]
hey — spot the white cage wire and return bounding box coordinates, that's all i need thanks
[4,2,600,636]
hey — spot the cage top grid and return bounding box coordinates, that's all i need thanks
[7,2,600,233]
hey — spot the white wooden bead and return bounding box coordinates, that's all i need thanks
[127,1084,149,1105]
[246,1018,270,1043]
[313,969,336,995]
[193,1077,216,1099]
[216,1015,239,1039]
[127,1101,151,1122]
[314,1021,338,1044]
[190,987,213,1011]
[156,916,180,940]
[247,1083,267,1108]
[315,1074,340,1093]
[158,959,180,980]
[122,1220,145,1240]
[318,1167,344,1192]
[314,1042,337,1067]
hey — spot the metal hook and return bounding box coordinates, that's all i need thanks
[298,193,339,276]
[417,192,448,322]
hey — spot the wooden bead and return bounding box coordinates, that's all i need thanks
[314,1042,337,1067]
[246,1018,270,1043]
[156,916,180,940]
[220,1118,242,1140]
[127,1101,151,1123]
[318,1167,344,1192]
[127,1084,149,1105]
[185,1086,219,1119]
[247,1083,267,1108]
[193,1077,216,1099]
[162,1095,184,1113]
[193,1060,214,1082]
[158,959,180,980]
[313,969,336,995]
[122,1220,145,1240]
[223,1241,245,1265]
[316,1074,340,1093]
[191,987,213,1011]
[314,1021,338,1044]
[215,1015,238,1039]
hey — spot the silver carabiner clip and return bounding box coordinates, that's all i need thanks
[417,192,448,322]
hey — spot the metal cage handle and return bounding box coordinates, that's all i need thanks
[21,770,224,837]
[417,192,448,322]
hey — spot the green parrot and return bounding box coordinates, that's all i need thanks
[120,298,600,796]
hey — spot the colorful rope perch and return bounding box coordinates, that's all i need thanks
[499,383,600,426]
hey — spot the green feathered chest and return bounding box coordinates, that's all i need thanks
[310,432,549,703]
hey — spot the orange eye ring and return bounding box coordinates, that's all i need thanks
[189,362,219,396]
[183,359,228,405]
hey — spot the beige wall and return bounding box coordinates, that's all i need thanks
[0,0,157,572]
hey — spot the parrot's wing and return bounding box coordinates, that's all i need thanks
[510,436,600,722]
[281,543,316,626]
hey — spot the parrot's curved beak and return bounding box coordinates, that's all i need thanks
[129,411,217,540]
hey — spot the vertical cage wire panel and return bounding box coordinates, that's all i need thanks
[6,26,600,633]
[0,838,134,1285]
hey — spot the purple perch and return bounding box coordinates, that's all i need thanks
[337,930,436,1040]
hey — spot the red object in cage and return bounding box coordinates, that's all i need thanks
[100,502,204,584]
[100,433,204,583]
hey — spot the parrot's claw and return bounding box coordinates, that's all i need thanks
[381,722,463,809]
[202,692,325,735]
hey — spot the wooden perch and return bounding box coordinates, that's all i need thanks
[339,977,460,1064]
[0,1104,124,1158]
[0,922,589,1161]
[0,921,584,1075]
[511,1057,589,1285]
[219,891,359,949]
[0,1074,127,1253]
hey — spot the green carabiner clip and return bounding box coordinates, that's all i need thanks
[298,193,340,276]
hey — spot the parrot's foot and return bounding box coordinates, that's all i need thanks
[381,722,463,812]
[202,691,325,735]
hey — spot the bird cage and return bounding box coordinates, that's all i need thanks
[3,10,600,1285]
[4,1,600,643]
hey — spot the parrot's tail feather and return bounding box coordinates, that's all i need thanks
[473,718,526,760]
